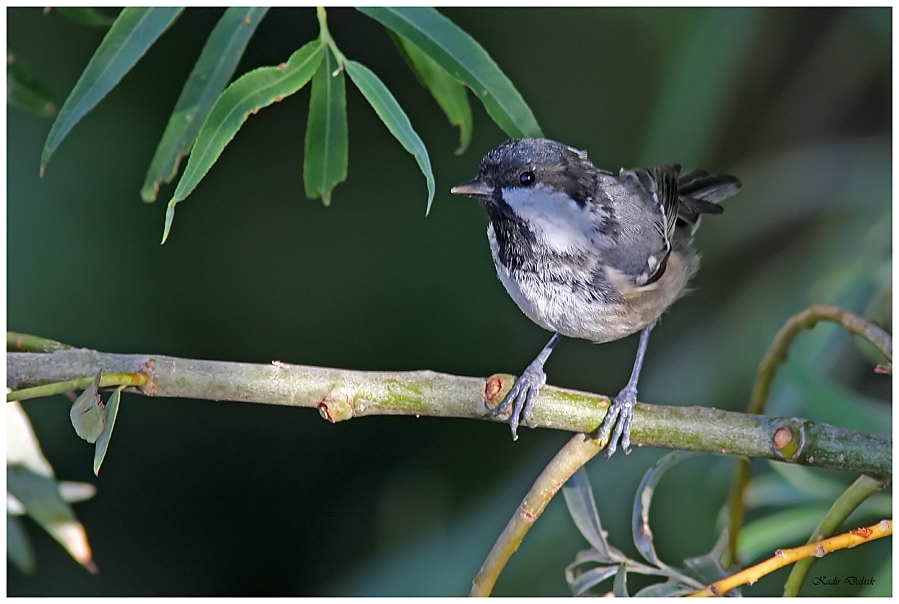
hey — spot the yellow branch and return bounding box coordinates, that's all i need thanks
[689,519,892,597]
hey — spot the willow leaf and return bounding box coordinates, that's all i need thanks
[345,59,435,213]
[358,7,541,139]
[141,7,268,202]
[41,7,183,171]
[391,32,472,154]
[164,41,324,243]
[304,48,348,205]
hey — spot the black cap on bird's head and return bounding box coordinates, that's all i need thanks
[451,138,600,206]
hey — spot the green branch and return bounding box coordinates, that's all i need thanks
[748,304,891,416]
[6,347,891,478]
[7,332,72,352]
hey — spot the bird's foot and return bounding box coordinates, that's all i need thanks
[596,384,637,457]
[490,361,547,440]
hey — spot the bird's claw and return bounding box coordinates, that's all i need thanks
[596,385,636,457]
[490,363,547,440]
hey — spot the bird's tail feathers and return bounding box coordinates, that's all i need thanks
[676,170,741,226]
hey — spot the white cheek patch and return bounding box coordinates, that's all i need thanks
[502,185,598,254]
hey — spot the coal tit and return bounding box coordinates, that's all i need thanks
[452,138,741,456]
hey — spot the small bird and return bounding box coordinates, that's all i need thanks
[451,138,741,456]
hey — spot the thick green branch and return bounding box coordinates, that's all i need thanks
[6,349,891,477]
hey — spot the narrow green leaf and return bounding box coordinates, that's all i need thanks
[632,451,700,568]
[41,7,183,170]
[141,7,269,202]
[562,467,615,561]
[357,7,542,139]
[344,60,435,213]
[55,7,118,27]
[69,373,104,444]
[164,41,325,243]
[7,514,36,574]
[7,465,97,572]
[7,54,58,117]
[391,32,472,154]
[93,385,124,476]
[303,49,348,206]
[569,564,619,596]
[612,562,629,597]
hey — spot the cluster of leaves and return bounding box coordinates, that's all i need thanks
[562,453,727,597]
[28,7,543,243]
[562,452,891,596]
[68,374,124,475]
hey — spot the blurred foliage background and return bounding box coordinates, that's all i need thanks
[7,6,891,596]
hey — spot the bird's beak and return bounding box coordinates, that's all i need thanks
[451,177,492,197]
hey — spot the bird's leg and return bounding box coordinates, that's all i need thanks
[491,332,561,440]
[596,323,654,457]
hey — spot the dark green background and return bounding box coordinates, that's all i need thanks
[8,7,891,596]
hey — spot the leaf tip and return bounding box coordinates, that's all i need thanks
[161,201,177,244]
[425,177,436,216]
[39,163,46,178]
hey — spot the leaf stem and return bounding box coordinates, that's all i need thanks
[316,7,346,66]
[7,373,149,402]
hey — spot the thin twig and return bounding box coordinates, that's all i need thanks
[749,304,891,416]
[8,373,149,401]
[7,332,72,352]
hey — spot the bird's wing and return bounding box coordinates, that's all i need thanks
[603,164,681,288]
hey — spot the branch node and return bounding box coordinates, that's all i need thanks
[484,375,504,404]
[772,420,803,462]
[316,389,354,423]
[141,358,158,396]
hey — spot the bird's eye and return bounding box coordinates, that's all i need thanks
[519,171,535,186]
